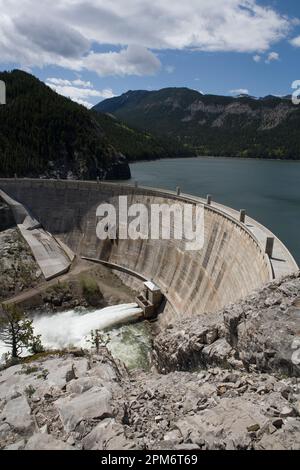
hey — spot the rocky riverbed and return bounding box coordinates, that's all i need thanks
[0,273,300,450]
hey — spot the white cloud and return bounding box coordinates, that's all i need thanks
[46,78,115,108]
[62,0,290,52]
[74,99,97,109]
[68,45,161,76]
[265,51,280,63]
[47,78,72,86]
[253,54,261,62]
[72,79,93,87]
[47,77,93,88]
[290,35,300,47]
[0,0,293,76]
[230,88,249,95]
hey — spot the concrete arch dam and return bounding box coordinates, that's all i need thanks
[0,179,298,324]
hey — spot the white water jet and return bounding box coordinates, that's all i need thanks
[33,303,143,350]
[0,303,143,358]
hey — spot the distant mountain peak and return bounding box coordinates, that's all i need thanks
[235,93,257,99]
[94,86,300,160]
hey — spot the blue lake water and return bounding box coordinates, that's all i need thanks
[130,157,300,265]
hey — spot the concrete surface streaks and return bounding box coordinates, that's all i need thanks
[0,179,297,323]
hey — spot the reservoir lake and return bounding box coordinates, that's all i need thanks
[130,157,300,265]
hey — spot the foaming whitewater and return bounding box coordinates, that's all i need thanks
[33,303,143,350]
[0,304,143,358]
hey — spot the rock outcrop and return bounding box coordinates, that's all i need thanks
[0,228,42,302]
[0,348,131,450]
[153,273,300,377]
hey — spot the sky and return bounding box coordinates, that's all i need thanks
[0,0,299,108]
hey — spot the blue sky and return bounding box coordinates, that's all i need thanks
[0,0,299,107]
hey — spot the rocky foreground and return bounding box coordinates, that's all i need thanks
[0,274,300,450]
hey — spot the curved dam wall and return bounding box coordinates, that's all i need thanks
[0,179,288,323]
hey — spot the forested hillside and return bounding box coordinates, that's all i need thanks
[95,88,300,159]
[0,70,130,179]
[94,112,190,161]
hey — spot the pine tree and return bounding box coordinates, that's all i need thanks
[0,304,43,359]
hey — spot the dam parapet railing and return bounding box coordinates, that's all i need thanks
[0,178,298,282]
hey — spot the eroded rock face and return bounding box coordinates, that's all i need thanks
[174,398,268,450]
[82,418,133,450]
[154,273,300,377]
[55,387,113,433]
[25,434,74,450]
[224,275,300,376]
[1,396,34,435]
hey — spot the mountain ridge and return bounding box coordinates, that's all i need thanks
[94,87,300,159]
